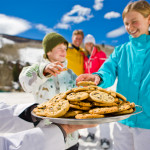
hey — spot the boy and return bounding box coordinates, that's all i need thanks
[19,32,78,150]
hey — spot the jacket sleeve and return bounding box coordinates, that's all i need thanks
[0,102,65,150]
[93,46,120,88]
[19,63,49,93]
[0,125,65,150]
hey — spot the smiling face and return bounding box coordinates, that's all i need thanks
[47,43,67,63]
[123,11,150,38]
[85,42,94,55]
[72,34,83,47]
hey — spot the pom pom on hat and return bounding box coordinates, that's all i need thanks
[84,34,95,45]
[42,32,68,57]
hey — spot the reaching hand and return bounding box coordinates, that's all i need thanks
[60,124,98,134]
[43,61,64,76]
[76,74,101,85]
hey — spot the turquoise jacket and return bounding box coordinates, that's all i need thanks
[94,34,150,129]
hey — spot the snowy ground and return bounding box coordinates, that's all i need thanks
[0,82,117,150]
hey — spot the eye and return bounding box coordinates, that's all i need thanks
[132,20,137,24]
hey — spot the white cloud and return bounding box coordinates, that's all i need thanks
[0,14,31,35]
[35,24,54,33]
[55,5,93,29]
[106,26,126,38]
[93,0,104,11]
[104,11,121,19]
[54,23,70,29]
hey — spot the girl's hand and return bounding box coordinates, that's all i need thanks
[76,74,101,85]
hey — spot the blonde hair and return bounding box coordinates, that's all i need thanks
[122,0,150,19]
[72,29,84,38]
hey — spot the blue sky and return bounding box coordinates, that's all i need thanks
[0,0,150,46]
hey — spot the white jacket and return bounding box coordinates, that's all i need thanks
[19,59,77,104]
[0,102,65,150]
[19,58,78,149]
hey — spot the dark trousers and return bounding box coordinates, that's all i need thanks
[66,143,79,150]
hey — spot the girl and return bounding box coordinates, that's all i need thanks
[76,1,150,149]
[83,34,107,74]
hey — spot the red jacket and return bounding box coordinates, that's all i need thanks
[84,46,107,74]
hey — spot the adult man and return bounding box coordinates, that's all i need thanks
[66,30,85,76]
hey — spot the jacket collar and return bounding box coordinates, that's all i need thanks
[129,34,150,50]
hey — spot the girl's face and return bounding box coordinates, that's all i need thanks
[47,43,67,63]
[123,11,150,38]
[85,42,94,55]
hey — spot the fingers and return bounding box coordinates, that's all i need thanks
[44,61,64,76]
[60,124,98,134]
[76,74,92,82]
[76,74,100,85]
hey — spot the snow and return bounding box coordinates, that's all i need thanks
[0,60,4,64]
[0,37,15,48]
[18,47,44,64]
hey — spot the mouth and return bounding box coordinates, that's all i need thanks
[129,29,138,36]
[75,42,80,46]
[60,55,66,58]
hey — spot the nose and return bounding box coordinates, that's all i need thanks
[128,23,134,31]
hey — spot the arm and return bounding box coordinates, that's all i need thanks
[0,123,97,150]
[19,63,49,93]
[76,46,120,88]
[94,46,119,88]
[19,61,65,93]
[0,125,65,150]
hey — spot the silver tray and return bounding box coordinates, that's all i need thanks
[31,105,142,125]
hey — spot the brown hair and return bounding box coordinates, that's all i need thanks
[122,0,150,19]
[72,29,84,38]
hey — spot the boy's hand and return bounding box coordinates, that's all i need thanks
[76,74,101,85]
[43,61,64,76]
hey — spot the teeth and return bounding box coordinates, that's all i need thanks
[130,30,137,34]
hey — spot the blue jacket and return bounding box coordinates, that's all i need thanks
[94,34,150,129]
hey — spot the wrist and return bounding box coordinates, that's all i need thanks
[94,74,102,85]
[52,123,67,142]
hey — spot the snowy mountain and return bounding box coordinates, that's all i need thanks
[0,37,15,48]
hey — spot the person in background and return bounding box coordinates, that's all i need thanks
[19,32,78,150]
[83,34,107,74]
[0,102,97,150]
[66,30,85,76]
[76,1,150,150]
[83,34,109,149]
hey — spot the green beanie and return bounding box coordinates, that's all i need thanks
[42,32,68,57]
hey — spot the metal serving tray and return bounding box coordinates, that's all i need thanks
[31,105,142,125]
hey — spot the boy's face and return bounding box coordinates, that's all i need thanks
[47,43,67,63]
[72,34,83,47]
[123,11,150,38]
[85,42,94,54]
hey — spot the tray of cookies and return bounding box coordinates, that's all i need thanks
[32,82,143,125]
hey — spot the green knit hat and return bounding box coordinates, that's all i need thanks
[42,32,68,57]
